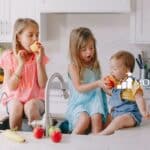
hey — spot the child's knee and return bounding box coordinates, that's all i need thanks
[24,100,38,111]
[80,113,91,127]
[114,115,134,129]
[83,116,91,125]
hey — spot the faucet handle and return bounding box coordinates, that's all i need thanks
[62,89,69,99]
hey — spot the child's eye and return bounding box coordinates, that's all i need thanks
[90,47,94,50]
[81,47,86,51]
[27,34,33,37]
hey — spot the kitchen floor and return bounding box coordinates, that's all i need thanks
[0,119,150,150]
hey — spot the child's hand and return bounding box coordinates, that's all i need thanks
[142,111,150,119]
[31,41,44,63]
[17,50,27,66]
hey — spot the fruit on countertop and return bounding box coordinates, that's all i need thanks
[33,126,44,139]
[51,130,62,143]
[2,129,26,143]
[48,126,62,143]
[48,126,61,137]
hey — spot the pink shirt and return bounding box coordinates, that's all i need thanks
[0,50,49,105]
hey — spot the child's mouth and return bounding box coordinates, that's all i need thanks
[86,56,91,60]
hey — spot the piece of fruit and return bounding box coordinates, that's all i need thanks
[51,130,62,143]
[30,41,39,52]
[33,126,44,139]
[48,126,60,137]
[2,129,25,143]
[105,75,116,88]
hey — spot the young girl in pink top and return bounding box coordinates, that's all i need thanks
[0,18,48,130]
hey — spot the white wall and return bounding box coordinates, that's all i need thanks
[43,13,150,80]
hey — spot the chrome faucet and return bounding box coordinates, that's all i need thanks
[30,72,69,137]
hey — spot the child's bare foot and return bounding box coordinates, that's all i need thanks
[99,130,114,135]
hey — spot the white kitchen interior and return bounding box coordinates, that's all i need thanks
[0,0,150,149]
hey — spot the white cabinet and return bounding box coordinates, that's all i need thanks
[0,0,11,42]
[11,0,39,23]
[39,0,130,13]
[39,0,131,41]
[0,0,39,43]
[130,0,150,43]
[11,0,40,37]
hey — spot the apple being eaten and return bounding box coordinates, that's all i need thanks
[33,126,44,139]
[104,75,116,89]
[30,41,40,52]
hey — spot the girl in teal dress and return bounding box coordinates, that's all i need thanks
[66,27,109,134]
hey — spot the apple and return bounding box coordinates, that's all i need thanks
[108,79,115,87]
[51,130,62,143]
[104,75,116,88]
[30,41,40,52]
[48,126,60,137]
[33,126,44,139]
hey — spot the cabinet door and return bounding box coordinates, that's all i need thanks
[0,0,12,42]
[0,0,40,43]
[130,0,150,43]
[11,0,39,24]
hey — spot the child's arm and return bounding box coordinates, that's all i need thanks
[5,51,25,90]
[135,90,150,119]
[37,62,47,88]
[68,64,102,92]
[35,43,48,88]
[101,77,113,96]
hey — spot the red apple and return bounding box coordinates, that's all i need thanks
[104,75,116,88]
[51,130,62,143]
[108,79,115,87]
[48,126,61,137]
[33,126,44,139]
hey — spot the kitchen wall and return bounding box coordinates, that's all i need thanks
[1,13,150,80]
[43,13,150,80]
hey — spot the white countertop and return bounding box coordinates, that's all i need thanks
[1,120,150,150]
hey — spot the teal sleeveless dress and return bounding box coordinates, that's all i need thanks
[66,68,108,131]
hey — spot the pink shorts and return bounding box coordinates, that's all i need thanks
[6,99,45,116]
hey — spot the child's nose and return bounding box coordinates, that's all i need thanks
[86,48,92,54]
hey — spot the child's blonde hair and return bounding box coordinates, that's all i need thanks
[69,27,100,80]
[110,50,135,72]
[12,18,39,54]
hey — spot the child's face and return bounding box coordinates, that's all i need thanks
[17,24,39,52]
[79,39,95,65]
[110,58,129,80]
